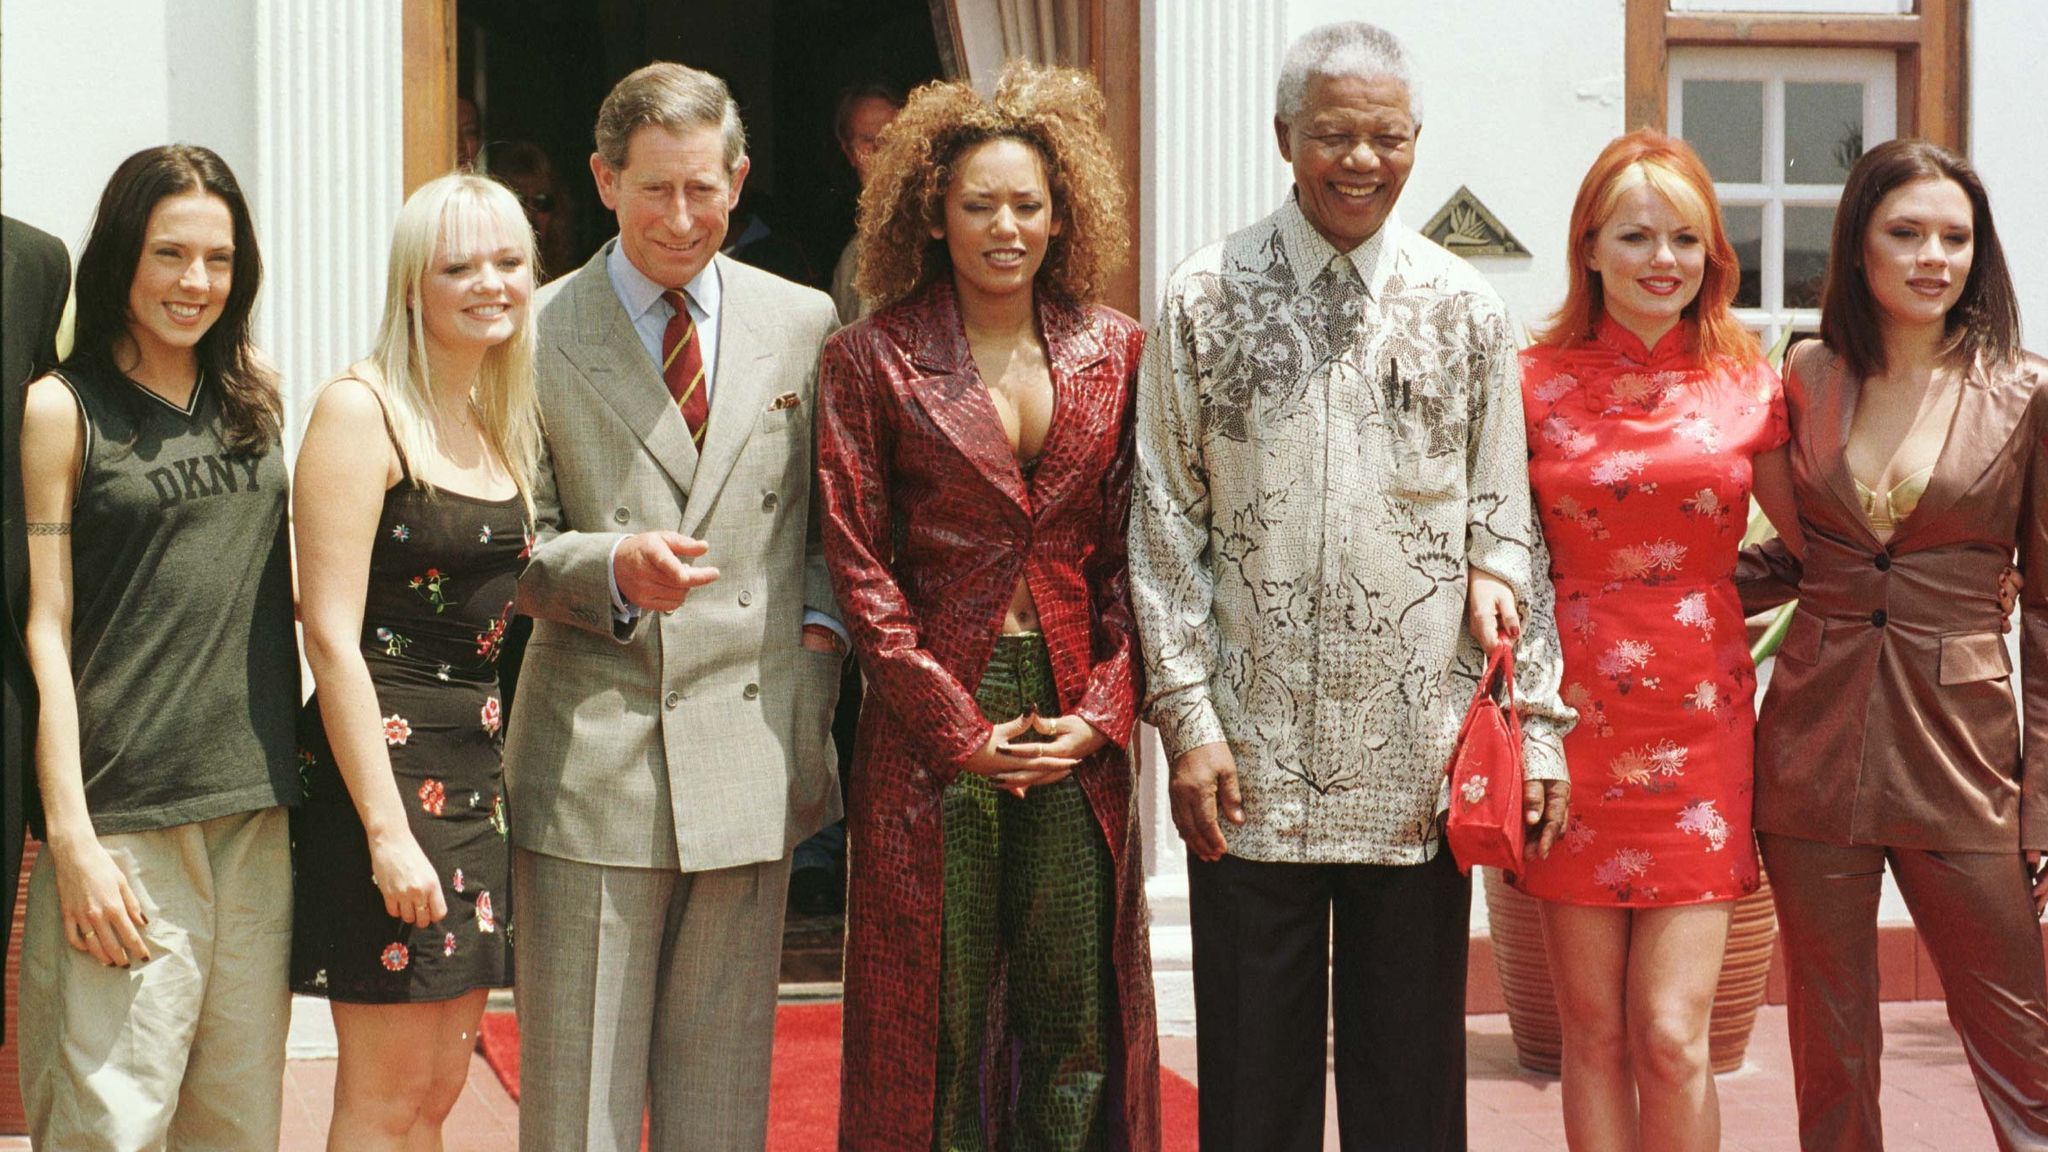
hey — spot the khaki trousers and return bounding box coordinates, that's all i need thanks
[1761,833,2048,1152]
[19,807,293,1152]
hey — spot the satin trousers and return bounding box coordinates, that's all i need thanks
[1760,832,2048,1152]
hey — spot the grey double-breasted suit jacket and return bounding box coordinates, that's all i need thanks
[505,246,843,873]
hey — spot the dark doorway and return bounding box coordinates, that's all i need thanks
[455,0,943,290]
[461,0,942,987]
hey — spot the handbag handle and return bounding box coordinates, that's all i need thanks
[1447,643,1522,780]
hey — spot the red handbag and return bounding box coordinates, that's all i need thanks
[1443,643,1526,876]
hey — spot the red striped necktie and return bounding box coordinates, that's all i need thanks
[661,289,708,446]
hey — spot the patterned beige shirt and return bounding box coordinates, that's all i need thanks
[1130,200,1575,865]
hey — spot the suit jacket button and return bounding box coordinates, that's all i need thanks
[743,683,760,700]
[1870,609,1888,627]
[664,690,681,709]
[739,590,753,607]
[1874,553,1891,571]
[762,492,779,511]
[613,506,630,524]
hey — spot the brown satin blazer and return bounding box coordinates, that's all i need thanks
[1741,341,2048,852]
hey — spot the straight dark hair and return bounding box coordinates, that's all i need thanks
[1821,138,2021,380]
[67,144,280,454]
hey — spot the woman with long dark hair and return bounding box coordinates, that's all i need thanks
[817,61,1159,1151]
[1742,137,2048,1149]
[16,144,299,1150]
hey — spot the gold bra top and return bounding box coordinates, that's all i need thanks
[1854,465,1934,533]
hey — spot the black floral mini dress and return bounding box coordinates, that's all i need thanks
[290,475,530,1003]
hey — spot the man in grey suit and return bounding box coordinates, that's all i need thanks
[505,62,845,1152]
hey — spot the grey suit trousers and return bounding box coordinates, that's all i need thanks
[513,847,791,1152]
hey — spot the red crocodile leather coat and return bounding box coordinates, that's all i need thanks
[817,280,1159,1151]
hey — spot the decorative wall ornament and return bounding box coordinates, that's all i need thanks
[1422,186,1531,257]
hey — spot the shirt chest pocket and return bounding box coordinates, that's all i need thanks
[1376,353,1465,501]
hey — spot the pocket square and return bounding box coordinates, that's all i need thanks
[768,391,802,412]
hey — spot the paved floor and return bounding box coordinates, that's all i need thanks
[0,1002,1996,1150]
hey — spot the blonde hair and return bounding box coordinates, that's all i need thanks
[361,172,542,517]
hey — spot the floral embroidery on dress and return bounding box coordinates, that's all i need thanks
[1537,414,1595,460]
[390,523,411,542]
[1676,798,1730,851]
[409,567,451,613]
[476,891,496,934]
[1681,680,1728,716]
[1590,450,1650,498]
[1562,814,1596,854]
[1679,486,1732,530]
[380,942,410,971]
[1596,639,1655,693]
[1551,494,1610,540]
[442,932,458,957]
[475,606,510,662]
[383,714,412,745]
[452,868,466,893]
[1594,847,1655,901]
[1676,411,1721,453]
[1606,738,1688,794]
[478,524,493,544]
[480,696,502,736]
[375,627,412,657]
[1607,540,1687,585]
[418,778,446,817]
[490,794,507,837]
[1673,591,1714,637]
[1562,682,1614,738]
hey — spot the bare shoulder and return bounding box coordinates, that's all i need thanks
[20,372,82,430]
[306,369,390,432]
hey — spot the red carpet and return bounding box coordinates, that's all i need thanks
[478,1005,1199,1150]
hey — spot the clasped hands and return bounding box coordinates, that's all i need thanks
[961,711,1105,797]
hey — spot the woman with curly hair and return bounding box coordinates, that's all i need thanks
[817,60,1159,1152]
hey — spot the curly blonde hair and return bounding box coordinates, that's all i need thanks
[855,60,1129,309]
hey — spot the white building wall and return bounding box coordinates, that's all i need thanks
[1,0,401,444]
[1285,0,1628,334]
[1969,0,2048,338]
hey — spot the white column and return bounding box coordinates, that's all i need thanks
[1138,0,1291,1036]
[252,0,407,448]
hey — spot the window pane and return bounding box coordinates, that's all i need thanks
[1786,82,1864,183]
[1785,206,1836,308]
[1725,204,1763,308]
[1683,80,1763,183]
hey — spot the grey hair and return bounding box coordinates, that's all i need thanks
[594,62,747,173]
[1275,22,1423,125]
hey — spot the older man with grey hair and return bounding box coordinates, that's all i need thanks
[1129,21,1574,1150]
[505,61,845,1152]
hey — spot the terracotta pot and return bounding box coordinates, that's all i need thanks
[2,839,35,1134]
[1482,867,1561,1074]
[1707,873,1778,1074]
[1481,865,1780,1077]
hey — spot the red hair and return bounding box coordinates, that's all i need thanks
[1535,130,1759,365]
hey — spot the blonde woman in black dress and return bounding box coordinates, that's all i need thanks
[290,172,541,1152]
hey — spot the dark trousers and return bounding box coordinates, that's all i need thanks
[1187,848,1471,1152]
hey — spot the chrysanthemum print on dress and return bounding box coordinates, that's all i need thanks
[1514,314,1786,906]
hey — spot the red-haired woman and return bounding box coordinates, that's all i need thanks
[1508,130,1798,1151]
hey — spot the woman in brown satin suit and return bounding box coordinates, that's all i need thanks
[1742,139,2048,1150]
[816,63,1158,1152]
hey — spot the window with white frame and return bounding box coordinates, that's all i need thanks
[1669,48,1896,346]
[1669,1,1910,13]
